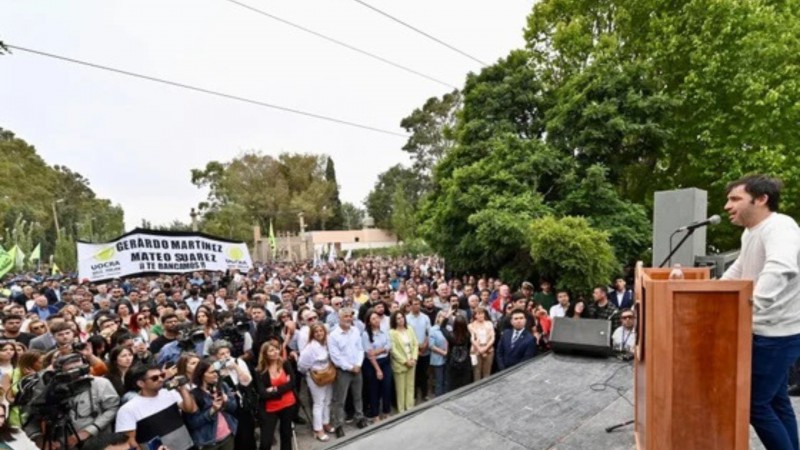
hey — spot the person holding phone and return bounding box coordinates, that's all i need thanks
[185,358,238,450]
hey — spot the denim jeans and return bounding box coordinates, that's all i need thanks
[751,333,800,450]
[432,365,446,397]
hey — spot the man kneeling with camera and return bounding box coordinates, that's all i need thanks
[23,352,120,450]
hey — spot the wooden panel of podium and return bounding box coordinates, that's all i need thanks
[634,263,753,450]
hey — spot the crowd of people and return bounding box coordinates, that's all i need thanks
[0,256,637,450]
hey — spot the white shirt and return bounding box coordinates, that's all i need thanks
[723,213,800,336]
[298,340,331,373]
[550,303,568,318]
[612,326,636,352]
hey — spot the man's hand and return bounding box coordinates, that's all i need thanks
[376,369,383,380]
[65,430,91,448]
[351,365,361,374]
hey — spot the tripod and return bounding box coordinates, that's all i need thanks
[41,412,83,450]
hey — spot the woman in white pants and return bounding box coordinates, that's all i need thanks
[298,323,335,441]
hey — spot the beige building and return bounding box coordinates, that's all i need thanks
[252,228,398,262]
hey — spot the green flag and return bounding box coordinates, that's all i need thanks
[0,247,13,278]
[11,245,24,270]
[269,220,277,259]
[29,243,41,262]
[52,262,61,275]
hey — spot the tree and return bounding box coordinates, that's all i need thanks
[365,164,425,229]
[400,90,461,190]
[0,128,124,259]
[324,157,345,230]
[341,202,365,230]
[191,152,336,240]
[528,216,619,295]
[555,165,650,268]
[390,185,416,241]
[54,230,76,271]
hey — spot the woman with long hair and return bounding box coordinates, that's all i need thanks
[443,314,473,392]
[114,301,133,328]
[298,323,335,441]
[0,403,37,449]
[176,352,201,390]
[256,342,296,450]
[128,311,152,344]
[106,346,134,397]
[194,307,217,338]
[468,306,495,381]
[0,341,18,379]
[389,310,418,413]
[185,358,238,450]
[430,312,448,397]
[6,350,43,427]
[361,309,392,422]
[61,305,88,341]
[566,301,586,319]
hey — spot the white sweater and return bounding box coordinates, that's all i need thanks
[723,213,800,336]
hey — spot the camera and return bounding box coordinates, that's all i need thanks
[164,375,189,390]
[177,327,207,351]
[72,341,88,353]
[213,357,232,372]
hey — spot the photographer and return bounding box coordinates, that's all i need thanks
[204,312,252,360]
[115,363,197,450]
[25,353,120,450]
[208,340,254,450]
[157,325,206,367]
[185,358,238,450]
[50,321,108,377]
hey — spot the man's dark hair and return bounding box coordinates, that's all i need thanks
[161,313,178,323]
[130,362,160,385]
[556,289,570,296]
[49,321,73,334]
[2,314,22,323]
[726,174,782,212]
[510,308,527,319]
[81,432,130,450]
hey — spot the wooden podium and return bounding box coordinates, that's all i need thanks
[634,263,753,450]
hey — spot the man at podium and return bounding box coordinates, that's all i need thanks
[722,175,800,450]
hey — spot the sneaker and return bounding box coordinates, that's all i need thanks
[356,418,369,429]
[344,416,355,424]
[335,426,346,438]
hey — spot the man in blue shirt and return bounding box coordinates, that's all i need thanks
[328,308,367,436]
[406,298,431,401]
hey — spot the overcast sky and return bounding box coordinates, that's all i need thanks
[1,0,533,230]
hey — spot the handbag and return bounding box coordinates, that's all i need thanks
[310,362,337,386]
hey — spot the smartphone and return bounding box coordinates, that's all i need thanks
[146,437,163,450]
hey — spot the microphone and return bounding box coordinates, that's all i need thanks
[676,214,721,232]
[607,309,620,322]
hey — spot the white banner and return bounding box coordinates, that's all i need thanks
[78,229,253,281]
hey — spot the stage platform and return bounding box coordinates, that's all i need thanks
[323,353,798,450]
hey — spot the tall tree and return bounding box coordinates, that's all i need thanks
[191,152,336,241]
[0,128,124,258]
[324,157,345,230]
[365,164,425,230]
[400,90,461,191]
[340,202,365,230]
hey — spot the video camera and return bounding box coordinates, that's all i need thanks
[177,326,207,351]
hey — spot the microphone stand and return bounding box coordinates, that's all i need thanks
[659,227,697,268]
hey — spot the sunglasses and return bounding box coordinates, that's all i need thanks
[307,316,318,321]
[621,316,634,320]
[31,325,46,331]
[147,372,166,382]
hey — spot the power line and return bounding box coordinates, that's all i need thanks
[6,44,410,138]
[351,0,488,67]
[224,0,458,90]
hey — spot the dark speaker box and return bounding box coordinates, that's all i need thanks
[550,317,612,357]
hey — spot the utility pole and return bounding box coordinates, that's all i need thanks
[52,199,64,239]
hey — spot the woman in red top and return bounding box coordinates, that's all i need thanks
[256,342,296,450]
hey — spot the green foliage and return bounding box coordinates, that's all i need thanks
[54,230,76,271]
[0,128,124,262]
[324,158,345,230]
[365,164,425,230]
[340,202,365,230]
[191,152,336,241]
[555,165,650,267]
[351,238,432,259]
[400,90,460,191]
[390,184,416,241]
[528,216,619,295]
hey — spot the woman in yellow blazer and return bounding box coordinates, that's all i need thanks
[389,310,419,413]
